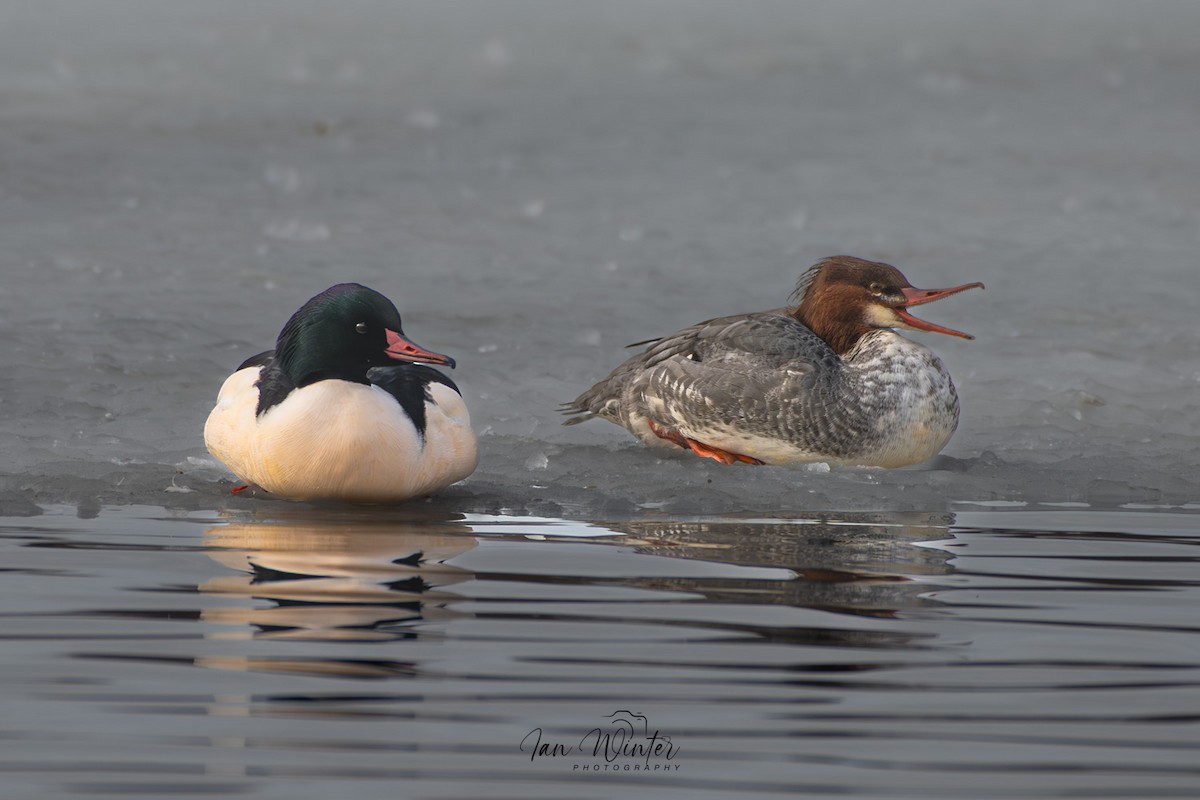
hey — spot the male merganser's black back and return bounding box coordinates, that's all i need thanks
[367,365,461,442]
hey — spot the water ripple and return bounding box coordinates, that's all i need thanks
[1,505,1198,798]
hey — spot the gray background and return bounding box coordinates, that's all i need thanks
[2,1,1198,514]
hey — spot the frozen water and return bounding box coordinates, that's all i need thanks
[1,0,1199,516]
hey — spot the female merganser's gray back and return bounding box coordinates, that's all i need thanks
[562,256,984,467]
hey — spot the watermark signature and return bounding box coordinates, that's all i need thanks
[520,710,681,772]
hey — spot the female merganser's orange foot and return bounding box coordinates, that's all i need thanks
[684,438,764,466]
[647,419,690,449]
[648,419,762,464]
[231,484,251,494]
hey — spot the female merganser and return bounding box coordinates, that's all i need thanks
[562,256,983,467]
[204,283,477,501]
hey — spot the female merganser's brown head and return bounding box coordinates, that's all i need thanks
[789,255,984,355]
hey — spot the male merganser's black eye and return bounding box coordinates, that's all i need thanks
[355,322,369,335]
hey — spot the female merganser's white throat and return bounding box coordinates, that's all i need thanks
[204,283,477,502]
[562,256,984,467]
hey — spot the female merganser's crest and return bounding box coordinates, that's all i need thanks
[204,283,477,502]
[562,256,984,467]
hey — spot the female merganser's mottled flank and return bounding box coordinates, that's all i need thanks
[204,283,477,501]
[561,256,984,467]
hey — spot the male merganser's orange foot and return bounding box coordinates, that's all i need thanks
[231,484,251,494]
[684,438,764,466]
[647,419,689,449]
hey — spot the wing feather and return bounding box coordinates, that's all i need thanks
[562,311,838,424]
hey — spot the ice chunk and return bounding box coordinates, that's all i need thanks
[524,452,549,471]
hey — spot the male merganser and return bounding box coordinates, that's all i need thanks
[562,256,983,467]
[204,283,477,501]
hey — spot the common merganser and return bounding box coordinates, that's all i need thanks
[561,256,983,467]
[204,283,477,501]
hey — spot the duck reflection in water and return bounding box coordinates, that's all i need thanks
[600,513,957,646]
[197,510,957,676]
[202,513,478,660]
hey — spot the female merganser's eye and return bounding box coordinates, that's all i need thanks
[355,322,368,335]
[868,282,883,294]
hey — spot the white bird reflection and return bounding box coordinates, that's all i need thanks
[201,516,479,646]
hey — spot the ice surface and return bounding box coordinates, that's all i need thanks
[1,0,1198,517]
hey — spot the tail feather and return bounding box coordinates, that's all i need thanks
[563,364,640,428]
[559,399,597,426]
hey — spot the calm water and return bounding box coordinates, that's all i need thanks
[2,4,1198,798]
[2,504,1198,799]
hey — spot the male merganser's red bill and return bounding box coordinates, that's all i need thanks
[562,255,984,468]
[384,328,456,368]
[204,282,477,502]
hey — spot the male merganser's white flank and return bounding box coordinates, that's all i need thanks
[562,256,984,467]
[204,283,477,501]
